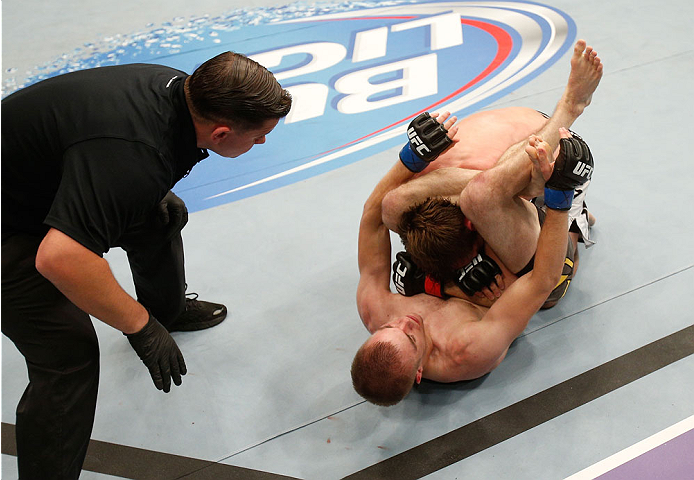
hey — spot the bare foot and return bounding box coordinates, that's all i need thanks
[560,40,603,117]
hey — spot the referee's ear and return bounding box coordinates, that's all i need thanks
[210,125,232,144]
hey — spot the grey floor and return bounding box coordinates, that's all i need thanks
[2,0,693,479]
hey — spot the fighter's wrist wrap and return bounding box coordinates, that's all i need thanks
[544,136,594,210]
[424,276,446,298]
[399,112,452,172]
[543,188,575,210]
[392,251,447,298]
[455,253,502,296]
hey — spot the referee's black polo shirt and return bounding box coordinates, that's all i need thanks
[1,64,208,255]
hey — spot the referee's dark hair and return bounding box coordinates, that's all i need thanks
[185,51,292,130]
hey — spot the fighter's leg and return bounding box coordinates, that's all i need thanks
[458,41,602,272]
[481,40,602,202]
[498,40,603,174]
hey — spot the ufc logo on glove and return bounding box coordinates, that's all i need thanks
[572,162,593,179]
[408,127,432,156]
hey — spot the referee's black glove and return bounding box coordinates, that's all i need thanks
[125,313,187,392]
[156,191,188,240]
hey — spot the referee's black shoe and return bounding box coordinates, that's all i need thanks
[167,293,227,332]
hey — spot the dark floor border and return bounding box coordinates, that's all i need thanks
[1,423,300,480]
[343,324,694,479]
[3,325,692,479]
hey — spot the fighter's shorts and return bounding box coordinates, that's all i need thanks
[514,202,582,306]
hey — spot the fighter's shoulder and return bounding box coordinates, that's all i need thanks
[426,299,485,347]
[443,317,506,379]
[426,320,490,381]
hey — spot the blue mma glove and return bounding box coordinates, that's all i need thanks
[454,253,502,297]
[392,251,446,298]
[399,112,453,172]
[544,136,594,210]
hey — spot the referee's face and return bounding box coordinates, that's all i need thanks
[212,117,279,158]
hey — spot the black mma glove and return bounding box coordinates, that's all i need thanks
[455,253,502,297]
[399,112,453,172]
[156,191,188,239]
[125,313,187,393]
[392,251,446,298]
[544,136,594,210]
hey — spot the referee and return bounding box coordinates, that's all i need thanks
[1,52,291,479]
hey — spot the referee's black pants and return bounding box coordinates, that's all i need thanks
[1,219,186,480]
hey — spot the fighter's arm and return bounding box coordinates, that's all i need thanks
[458,124,580,275]
[358,112,458,330]
[461,205,569,368]
[382,167,479,233]
[459,132,592,371]
[356,161,417,330]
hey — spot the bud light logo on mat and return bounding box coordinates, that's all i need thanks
[5,0,575,212]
